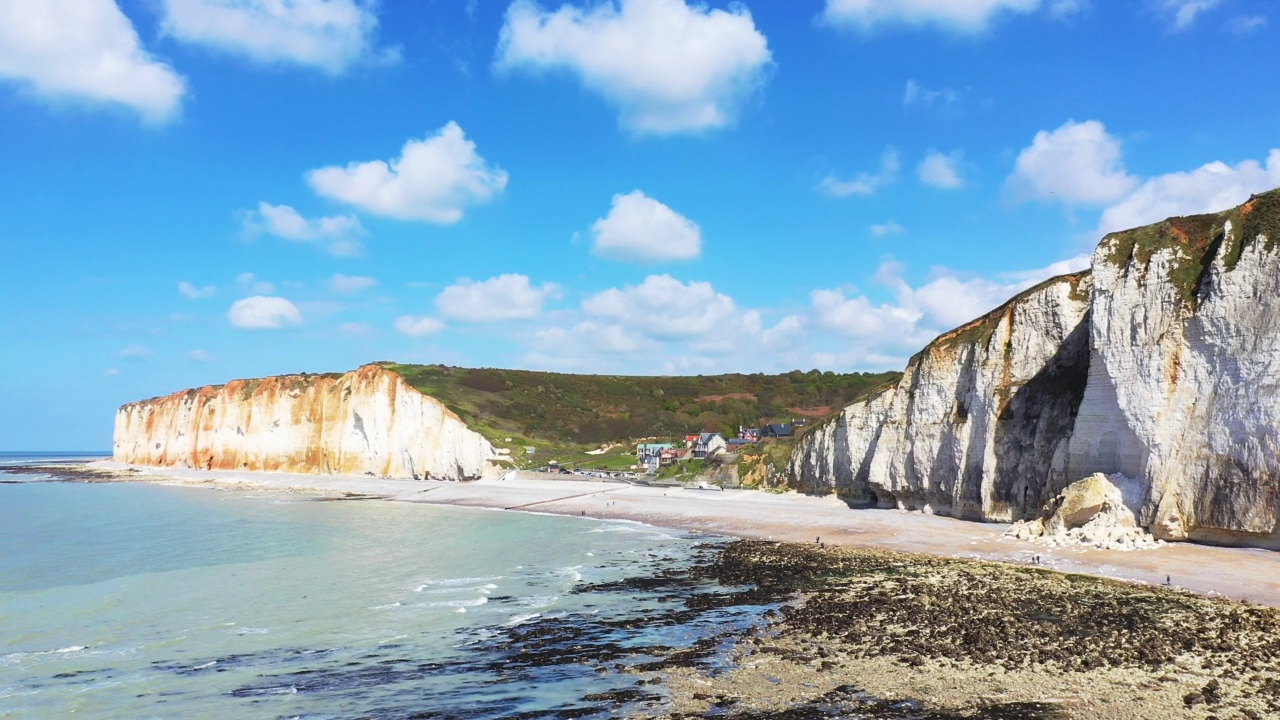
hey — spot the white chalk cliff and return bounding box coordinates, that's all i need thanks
[114,364,498,481]
[789,190,1280,549]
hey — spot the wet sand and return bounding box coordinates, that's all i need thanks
[46,461,1280,609]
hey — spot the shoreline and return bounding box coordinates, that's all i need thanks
[14,460,1280,609]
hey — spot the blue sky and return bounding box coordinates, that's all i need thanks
[1,0,1277,450]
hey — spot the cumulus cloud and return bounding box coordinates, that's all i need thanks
[583,275,735,338]
[1161,0,1221,31]
[810,254,1091,368]
[1008,120,1280,238]
[1097,149,1280,235]
[495,0,771,134]
[158,0,383,73]
[393,315,444,337]
[328,273,377,294]
[186,349,213,362]
[527,274,804,372]
[822,0,1042,34]
[228,296,302,329]
[1008,120,1137,204]
[818,148,899,197]
[178,281,216,299]
[591,190,702,262]
[919,150,965,189]
[0,0,185,122]
[581,275,801,353]
[242,202,366,256]
[104,367,122,377]
[436,274,560,322]
[119,344,153,359]
[307,122,508,223]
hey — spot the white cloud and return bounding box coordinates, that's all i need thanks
[1047,0,1088,18]
[811,287,924,342]
[119,344,153,359]
[1010,121,1280,238]
[104,367,121,377]
[870,220,905,237]
[591,190,702,262]
[1008,119,1137,204]
[810,254,1091,367]
[228,296,302,329]
[1161,0,1221,31]
[1226,14,1267,35]
[236,272,276,295]
[178,281,216,299]
[1001,254,1091,284]
[919,150,965,189]
[307,122,508,223]
[903,79,959,111]
[242,202,366,256]
[1097,149,1280,235]
[186,349,213,362]
[158,0,381,73]
[329,273,377,294]
[582,274,735,338]
[436,274,560,322]
[534,322,647,356]
[822,0,1042,34]
[394,315,444,337]
[0,0,185,122]
[495,0,771,134]
[818,148,899,197]
[527,274,804,372]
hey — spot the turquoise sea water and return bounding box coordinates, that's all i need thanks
[0,457,754,719]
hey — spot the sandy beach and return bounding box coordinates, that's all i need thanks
[68,461,1280,609]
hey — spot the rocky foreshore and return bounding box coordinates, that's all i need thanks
[659,541,1280,719]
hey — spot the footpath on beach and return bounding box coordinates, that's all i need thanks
[85,461,1280,607]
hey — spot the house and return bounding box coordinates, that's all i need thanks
[793,418,809,428]
[762,423,793,438]
[658,448,680,466]
[738,426,760,441]
[693,433,728,458]
[684,434,700,448]
[727,438,753,452]
[636,443,673,472]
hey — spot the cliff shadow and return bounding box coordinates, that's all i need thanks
[991,314,1092,520]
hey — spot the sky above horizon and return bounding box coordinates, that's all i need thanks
[2,0,1278,450]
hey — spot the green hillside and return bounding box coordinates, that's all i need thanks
[383,363,899,464]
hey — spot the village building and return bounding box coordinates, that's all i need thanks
[636,443,674,472]
[762,423,793,438]
[693,433,728,459]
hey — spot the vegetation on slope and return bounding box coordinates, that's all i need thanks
[383,363,898,462]
[1103,187,1280,307]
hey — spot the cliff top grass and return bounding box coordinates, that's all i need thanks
[382,363,898,460]
[1102,187,1280,307]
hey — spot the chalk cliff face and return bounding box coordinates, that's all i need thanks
[790,273,1093,522]
[114,364,497,481]
[790,190,1280,548]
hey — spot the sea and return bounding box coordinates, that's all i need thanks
[0,453,764,719]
